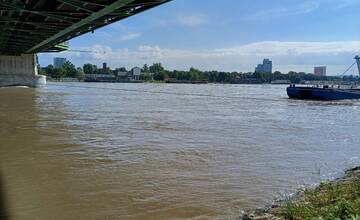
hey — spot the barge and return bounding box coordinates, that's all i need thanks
[287,56,360,101]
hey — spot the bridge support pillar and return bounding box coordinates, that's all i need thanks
[0,54,46,87]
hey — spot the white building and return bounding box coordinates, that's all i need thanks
[114,67,143,81]
[314,66,327,76]
[130,67,142,80]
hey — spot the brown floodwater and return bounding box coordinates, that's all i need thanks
[1,83,360,219]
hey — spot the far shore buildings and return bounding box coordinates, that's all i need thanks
[53,57,66,68]
[85,66,151,82]
[130,67,142,81]
[114,67,144,81]
[255,59,273,73]
[314,66,327,76]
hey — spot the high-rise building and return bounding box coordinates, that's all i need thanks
[255,59,273,73]
[103,62,107,70]
[53,57,66,68]
[262,59,273,73]
[314,66,327,76]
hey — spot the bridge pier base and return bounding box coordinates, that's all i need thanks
[0,54,46,87]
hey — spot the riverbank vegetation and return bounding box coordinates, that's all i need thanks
[140,63,359,83]
[241,168,360,220]
[40,61,360,84]
[39,61,85,81]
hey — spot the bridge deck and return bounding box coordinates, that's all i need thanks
[0,0,171,55]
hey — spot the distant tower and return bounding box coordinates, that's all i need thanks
[355,56,360,76]
[54,57,66,68]
[262,59,273,73]
[103,62,107,70]
[255,59,272,73]
[314,66,327,76]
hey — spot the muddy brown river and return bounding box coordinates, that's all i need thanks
[1,83,360,219]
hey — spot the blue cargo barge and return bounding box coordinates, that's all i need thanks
[287,85,360,100]
[287,56,360,101]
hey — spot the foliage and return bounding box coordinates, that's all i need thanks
[149,63,165,74]
[149,63,166,81]
[153,71,166,81]
[63,61,77,78]
[279,175,360,220]
[38,65,46,76]
[142,64,149,73]
[83,63,97,75]
[45,64,54,76]
[51,67,66,79]
[43,61,85,80]
[41,61,360,83]
[75,67,85,81]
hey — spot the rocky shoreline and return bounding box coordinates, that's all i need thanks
[238,167,360,220]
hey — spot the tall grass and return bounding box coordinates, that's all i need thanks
[278,174,360,220]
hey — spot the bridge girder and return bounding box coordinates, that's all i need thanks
[0,0,172,55]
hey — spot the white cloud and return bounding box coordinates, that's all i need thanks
[245,1,319,20]
[178,15,207,27]
[119,33,142,41]
[332,0,360,9]
[45,41,360,75]
[215,41,360,56]
[300,1,320,13]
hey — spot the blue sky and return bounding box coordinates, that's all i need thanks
[39,0,360,75]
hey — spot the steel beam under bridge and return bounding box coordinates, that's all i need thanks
[0,0,172,55]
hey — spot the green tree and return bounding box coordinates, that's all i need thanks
[140,73,153,81]
[153,72,165,81]
[45,65,54,77]
[76,67,85,81]
[142,64,149,73]
[189,67,202,81]
[149,63,166,81]
[288,71,301,83]
[149,63,165,74]
[218,72,228,82]
[83,64,97,75]
[52,68,66,79]
[63,61,77,78]
[38,65,46,76]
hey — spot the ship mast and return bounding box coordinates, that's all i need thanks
[355,55,360,76]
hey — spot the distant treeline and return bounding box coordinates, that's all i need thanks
[39,61,85,80]
[142,63,359,83]
[40,61,359,83]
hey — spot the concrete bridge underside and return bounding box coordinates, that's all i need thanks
[0,0,171,87]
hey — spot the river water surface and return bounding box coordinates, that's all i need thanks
[1,83,360,219]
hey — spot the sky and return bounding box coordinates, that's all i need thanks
[38,0,360,75]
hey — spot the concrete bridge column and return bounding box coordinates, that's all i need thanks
[0,54,46,87]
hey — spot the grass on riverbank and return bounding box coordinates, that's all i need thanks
[277,169,360,220]
[242,169,360,220]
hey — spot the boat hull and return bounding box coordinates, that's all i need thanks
[287,87,360,100]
